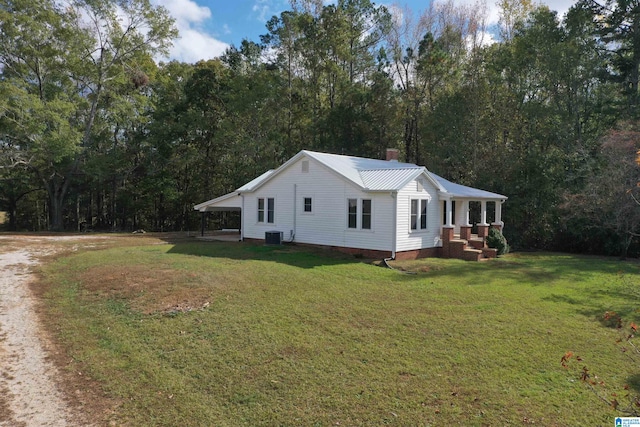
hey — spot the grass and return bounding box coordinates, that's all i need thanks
[38,239,640,426]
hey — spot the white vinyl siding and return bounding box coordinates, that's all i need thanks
[242,156,393,252]
[396,176,440,252]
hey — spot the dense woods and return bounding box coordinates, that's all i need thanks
[1,0,639,256]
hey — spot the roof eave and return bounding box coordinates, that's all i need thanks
[437,190,508,201]
[193,192,239,212]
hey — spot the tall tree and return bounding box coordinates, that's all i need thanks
[563,122,640,256]
[386,0,483,163]
[0,0,176,230]
[577,0,640,113]
[498,0,534,41]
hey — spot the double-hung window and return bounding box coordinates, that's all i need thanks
[361,199,372,230]
[347,198,372,230]
[258,197,275,223]
[348,199,358,228]
[411,198,428,231]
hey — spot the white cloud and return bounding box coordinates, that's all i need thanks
[155,0,211,24]
[252,0,289,23]
[253,0,272,23]
[168,28,230,63]
[462,0,574,27]
[152,0,229,62]
[539,0,574,19]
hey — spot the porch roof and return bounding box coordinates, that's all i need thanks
[431,173,507,200]
[193,192,241,212]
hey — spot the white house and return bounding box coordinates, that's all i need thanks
[194,149,507,261]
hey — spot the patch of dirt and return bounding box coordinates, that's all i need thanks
[79,264,213,314]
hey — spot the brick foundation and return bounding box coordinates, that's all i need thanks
[241,234,491,262]
[441,226,454,258]
[394,247,441,260]
[244,238,393,259]
[477,224,489,238]
[459,225,472,240]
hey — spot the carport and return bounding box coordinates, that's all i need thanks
[193,192,242,238]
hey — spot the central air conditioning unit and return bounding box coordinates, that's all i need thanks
[265,231,283,245]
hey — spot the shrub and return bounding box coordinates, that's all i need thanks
[486,228,510,256]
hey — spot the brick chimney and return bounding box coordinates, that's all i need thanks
[386,148,399,162]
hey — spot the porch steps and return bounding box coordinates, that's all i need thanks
[468,238,485,250]
[442,233,496,262]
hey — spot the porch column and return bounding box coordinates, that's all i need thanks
[480,201,488,225]
[458,200,472,240]
[464,201,471,226]
[445,199,453,227]
[477,200,489,238]
[491,200,504,232]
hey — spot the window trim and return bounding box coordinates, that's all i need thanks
[346,198,373,231]
[303,196,313,214]
[361,199,372,230]
[347,198,358,229]
[267,197,275,223]
[410,197,429,232]
[257,197,275,224]
[257,198,265,223]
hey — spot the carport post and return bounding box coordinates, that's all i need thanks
[200,211,205,237]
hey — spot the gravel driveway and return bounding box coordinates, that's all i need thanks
[0,236,92,427]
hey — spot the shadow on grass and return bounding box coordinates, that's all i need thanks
[406,252,638,283]
[544,272,640,325]
[164,239,363,269]
[627,373,640,394]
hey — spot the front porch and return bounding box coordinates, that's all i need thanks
[439,198,506,262]
[440,226,504,261]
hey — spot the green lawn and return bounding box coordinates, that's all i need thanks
[41,240,640,426]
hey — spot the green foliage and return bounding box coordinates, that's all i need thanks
[0,0,636,257]
[0,0,177,230]
[486,227,510,255]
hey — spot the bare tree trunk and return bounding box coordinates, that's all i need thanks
[46,179,71,232]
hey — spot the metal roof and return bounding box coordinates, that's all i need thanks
[431,173,507,200]
[237,170,275,191]
[195,150,507,211]
[194,192,241,212]
[303,150,426,190]
[359,168,425,191]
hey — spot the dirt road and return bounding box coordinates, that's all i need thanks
[0,236,95,427]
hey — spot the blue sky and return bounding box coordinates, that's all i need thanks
[152,0,575,63]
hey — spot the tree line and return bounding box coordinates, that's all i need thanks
[1,0,639,256]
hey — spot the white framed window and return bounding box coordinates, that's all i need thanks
[348,198,358,228]
[347,198,372,230]
[410,198,428,231]
[362,199,372,230]
[258,197,275,223]
[258,198,265,223]
[303,197,312,213]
